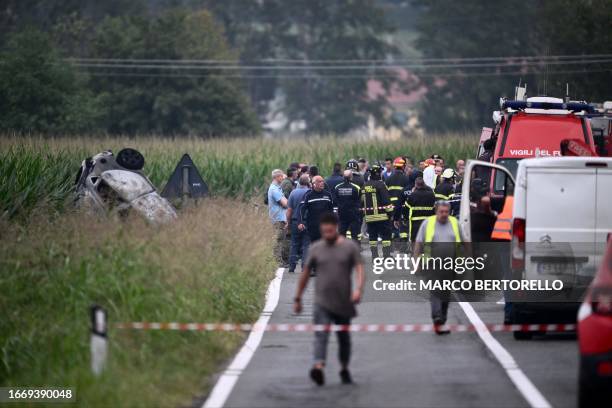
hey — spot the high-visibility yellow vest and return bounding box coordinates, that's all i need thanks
[423,215,461,257]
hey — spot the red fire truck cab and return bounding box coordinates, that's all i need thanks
[488,97,596,195]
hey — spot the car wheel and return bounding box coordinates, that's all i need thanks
[116,148,145,170]
[513,330,533,340]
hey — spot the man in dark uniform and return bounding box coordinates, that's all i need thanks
[334,170,361,242]
[361,164,393,259]
[299,175,335,243]
[395,177,436,243]
[385,157,411,248]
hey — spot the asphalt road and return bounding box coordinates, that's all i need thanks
[216,248,579,408]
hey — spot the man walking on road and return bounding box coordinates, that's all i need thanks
[412,201,467,334]
[268,169,289,267]
[294,213,365,386]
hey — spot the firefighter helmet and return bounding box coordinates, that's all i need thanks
[346,159,359,171]
[369,163,383,179]
[442,168,455,179]
[393,157,406,169]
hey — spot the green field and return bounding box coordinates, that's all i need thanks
[0,134,477,406]
[0,134,477,220]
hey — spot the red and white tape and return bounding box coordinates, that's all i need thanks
[114,322,576,333]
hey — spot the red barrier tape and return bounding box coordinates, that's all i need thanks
[114,322,576,333]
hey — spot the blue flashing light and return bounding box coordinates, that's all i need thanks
[502,100,595,113]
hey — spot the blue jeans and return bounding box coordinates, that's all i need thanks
[289,220,310,272]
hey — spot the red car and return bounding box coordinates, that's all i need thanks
[577,238,612,407]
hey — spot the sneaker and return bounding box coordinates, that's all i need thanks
[310,367,325,386]
[433,319,450,335]
[339,369,353,384]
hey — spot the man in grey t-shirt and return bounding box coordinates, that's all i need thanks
[294,213,365,386]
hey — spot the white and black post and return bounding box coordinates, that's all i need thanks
[90,305,108,376]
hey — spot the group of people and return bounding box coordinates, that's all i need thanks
[266,155,469,386]
[268,155,466,271]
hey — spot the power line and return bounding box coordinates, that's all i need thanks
[65,53,612,66]
[69,58,612,71]
[82,67,612,80]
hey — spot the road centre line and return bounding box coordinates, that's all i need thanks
[202,268,284,408]
[458,301,552,408]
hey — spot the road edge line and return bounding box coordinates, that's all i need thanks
[458,301,552,408]
[202,267,285,408]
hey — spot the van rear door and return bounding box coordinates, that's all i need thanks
[524,164,597,285]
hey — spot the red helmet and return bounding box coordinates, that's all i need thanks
[393,157,406,168]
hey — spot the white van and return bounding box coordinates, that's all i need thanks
[460,156,612,338]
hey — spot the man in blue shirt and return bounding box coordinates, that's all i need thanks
[268,169,289,266]
[286,174,311,273]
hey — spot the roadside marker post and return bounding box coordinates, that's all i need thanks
[90,305,108,376]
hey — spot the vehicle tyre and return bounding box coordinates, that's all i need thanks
[116,148,145,170]
[513,330,533,340]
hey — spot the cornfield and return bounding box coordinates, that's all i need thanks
[0,134,478,220]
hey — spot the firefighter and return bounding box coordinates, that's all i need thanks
[434,168,456,200]
[346,159,365,240]
[395,177,436,243]
[361,163,393,259]
[385,157,411,248]
[346,159,365,188]
[334,170,361,242]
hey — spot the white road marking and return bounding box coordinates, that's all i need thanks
[458,301,552,408]
[202,268,284,408]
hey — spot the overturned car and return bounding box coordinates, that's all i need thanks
[74,148,177,224]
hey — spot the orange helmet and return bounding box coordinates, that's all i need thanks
[393,157,406,168]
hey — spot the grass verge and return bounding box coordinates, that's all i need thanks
[0,198,274,407]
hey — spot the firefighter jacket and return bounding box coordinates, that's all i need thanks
[385,170,411,206]
[361,180,393,223]
[395,186,436,223]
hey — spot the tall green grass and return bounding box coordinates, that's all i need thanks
[0,134,478,220]
[0,199,275,407]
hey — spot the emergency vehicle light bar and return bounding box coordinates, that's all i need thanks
[501,100,595,113]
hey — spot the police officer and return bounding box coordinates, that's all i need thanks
[299,175,335,244]
[385,157,411,247]
[361,163,393,259]
[334,170,361,242]
[395,177,435,243]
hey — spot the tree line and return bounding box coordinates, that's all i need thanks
[0,0,398,136]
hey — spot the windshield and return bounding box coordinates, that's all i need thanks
[494,158,520,193]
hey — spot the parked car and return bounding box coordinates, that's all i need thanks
[577,238,612,407]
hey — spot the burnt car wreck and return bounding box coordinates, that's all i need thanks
[74,148,177,223]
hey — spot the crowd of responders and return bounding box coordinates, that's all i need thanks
[265,153,465,270]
